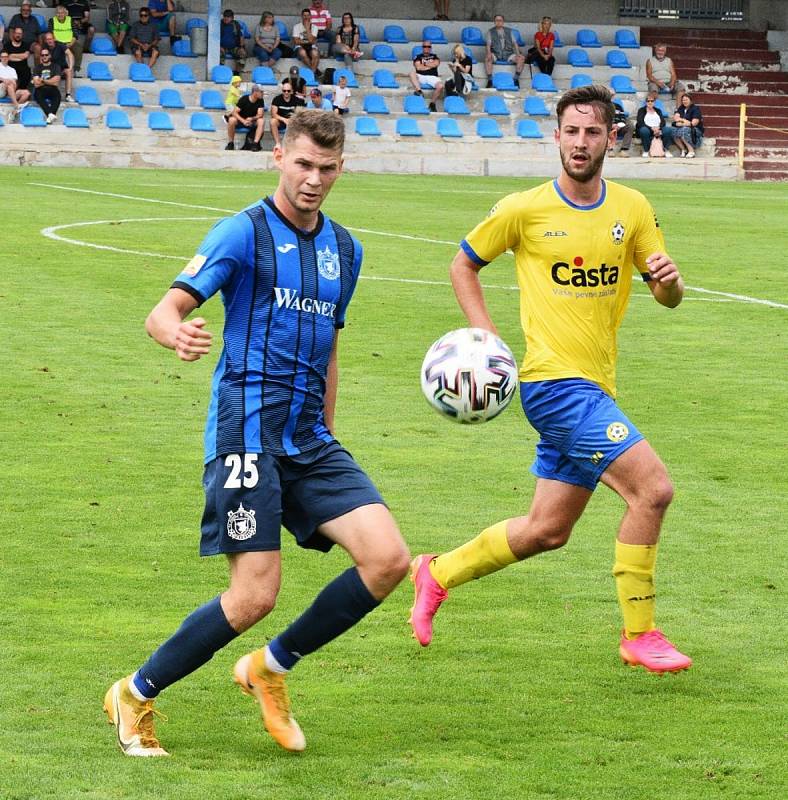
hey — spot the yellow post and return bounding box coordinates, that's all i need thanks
[738,103,748,171]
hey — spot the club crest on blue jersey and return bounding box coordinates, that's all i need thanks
[227,503,257,540]
[317,245,341,281]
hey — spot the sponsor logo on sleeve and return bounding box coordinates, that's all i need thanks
[183,254,207,276]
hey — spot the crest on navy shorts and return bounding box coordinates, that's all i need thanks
[317,245,341,280]
[227,503,256,540]
[610,221,626,245]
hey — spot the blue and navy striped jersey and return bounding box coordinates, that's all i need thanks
[172,197,363,462]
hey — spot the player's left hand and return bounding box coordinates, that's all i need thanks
[645,252,681,286]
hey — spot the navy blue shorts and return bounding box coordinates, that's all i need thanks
[199,440,385,556]
[520,379,644,491]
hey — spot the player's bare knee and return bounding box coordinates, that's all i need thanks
[535,527,572,551]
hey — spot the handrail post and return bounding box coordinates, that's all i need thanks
[738,103,748,174]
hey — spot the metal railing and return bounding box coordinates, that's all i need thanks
[619,0,745,20]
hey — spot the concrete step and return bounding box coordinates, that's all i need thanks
[640,28,768,48]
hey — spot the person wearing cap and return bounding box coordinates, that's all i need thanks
[285,65,307,100]
[224,73,242,114]
[226,83,266,151]
[7,2,43,61]
[220,9,247,75]
[306,87,332,111]
[270,79,305,147]
[292,7,320,77]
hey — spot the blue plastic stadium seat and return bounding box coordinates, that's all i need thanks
[63,107,89,128]
[210,64,233,84]
[444,95,469,115]
[87,61,113,81]
[334,69,358,88]
[129,62,155,82]
[567,48,593,68]
[412,45,428,60]
[373,69,399,89]
[172,39,194,58]
[476,118,503,138]
[185,18,206,33]
[190,112,215,132]
[532,73,558,92]
[462,45,477,64]
[484,96,510,116]
[298,66,318,86]
[75,85,101,105]
[403,95,429,115]
[395,118,422,136]
[32,12,46,32]
[357,24,368,44]
[576,29,602,48]
[437,117,463,138]
[516,119,543,139]
[355,117,381,136]
[159,88,185,109]
[92,36,117,55]
[615,29,639,49]
[362,94,389,114]
[610,74,636,94]
[238,20,251,39]
[0,114,4,126]
[383,25,408,44]
[570,73,594,89]
[106,109,132,129]
[422,25,447,44]
[200,89,225,110]
[524,96,550,116]
[251,66,277,85]
[372,44,397,63]
[148,111,174,131]
[461,26,485,46]
[275,20,290,41]
[117,87,142,107]
[513,30,526,47]
[492,73,518,91]
[606,50,632,69]
[170,64,196,83]
[20,106,46,127]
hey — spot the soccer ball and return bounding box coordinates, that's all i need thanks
[420,327,518,424]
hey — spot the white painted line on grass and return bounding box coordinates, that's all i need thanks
[32,183,788,310]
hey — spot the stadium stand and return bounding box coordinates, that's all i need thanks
[171,64,197,83]
[118,87,143,107]
[160,89,185,109]
[87,62,113,81]
[395,118,422,136]
[576,29,602,48]
[363,94,390,114]
[383,25,408,44]
[516,119,544,138]
[76,86,101,105]
[444,96,470,115]
[190,112,216,132]
[372,69,399,88]
[63,108,90,128]
[148,111,174,131]
[421,25,447,44]
[570,73,594,89]
[483,96,510,116]
[436,117,462,137]
[130,63,155,82]
[606,50,632,69]
[476,118,503,138]
[106,109,132,129]
[355,117,381,135]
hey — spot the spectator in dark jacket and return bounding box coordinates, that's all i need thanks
[7,2,42,61]
[669,93,704,158]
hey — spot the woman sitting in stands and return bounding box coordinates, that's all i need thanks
[670,92,704,158]
[333,12,363,72]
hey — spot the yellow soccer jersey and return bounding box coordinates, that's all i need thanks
[461,179,665,398]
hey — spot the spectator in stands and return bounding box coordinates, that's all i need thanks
[529,15,555,76]
[445,43,472,96]
[608,97,633,157]
[270,81,305,147]
[636,93,674,158]
[332,72,350,114]
[6,2,42,62]
[333,12,362,73]
[2,25,32,91]
[293,8,320,77]
[224,73,242,116]
[485,14,525,88]
[41,30,73,102]
[646,43,684,100]
[129,7,160,68]
[226,83,266,151]
[433,0,450,21]
[309,0,332,47]
[285,64,307,99]
[409,40,443,112]
[146,0,180,45]
[0,48,30,117]
[669,92,704,158]
[307,86,332,110]
[32,45,61,123]
[49,6,83,74]
[107,0,131,54]
[253,11,283,66]
[64,0,95,57]
[220,9,247,75]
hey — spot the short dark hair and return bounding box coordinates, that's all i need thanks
[556,84,614,130]
[139,7,150,14]
[285,109,345,152]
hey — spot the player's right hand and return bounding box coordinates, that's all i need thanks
[174,317,212,361]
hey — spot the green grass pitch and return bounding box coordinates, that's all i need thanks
[1,166,786,800]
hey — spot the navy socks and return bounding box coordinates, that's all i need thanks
[268,567,380,670]
[133,595,238,699]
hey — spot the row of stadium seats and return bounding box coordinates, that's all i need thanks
[355,117,545,138]
[6,105,218,131]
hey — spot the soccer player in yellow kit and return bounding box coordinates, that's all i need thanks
[410,85,692,673]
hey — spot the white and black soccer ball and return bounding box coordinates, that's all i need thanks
[420,328,518,424]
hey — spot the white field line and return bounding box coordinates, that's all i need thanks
[32,183,788,310]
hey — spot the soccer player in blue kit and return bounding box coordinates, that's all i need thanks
[104,110,410,757]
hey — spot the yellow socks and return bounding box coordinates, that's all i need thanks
[613,540,657,639]
[430,520,518,590]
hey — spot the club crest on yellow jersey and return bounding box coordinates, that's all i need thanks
[610,221,626,245]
